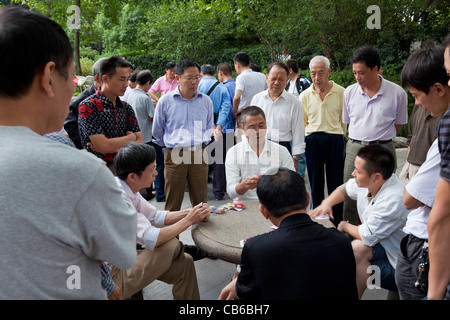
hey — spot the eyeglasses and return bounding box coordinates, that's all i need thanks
[181,76,201,82]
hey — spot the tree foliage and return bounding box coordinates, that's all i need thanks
[5,0,449,76]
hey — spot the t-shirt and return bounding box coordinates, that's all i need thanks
[235,69,267,110]
[0,126,137,299]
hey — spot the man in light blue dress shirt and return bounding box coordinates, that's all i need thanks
[152,59,214,211]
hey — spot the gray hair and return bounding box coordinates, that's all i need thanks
[309,55,330,70]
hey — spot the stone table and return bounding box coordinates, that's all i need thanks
[191,201,335,265]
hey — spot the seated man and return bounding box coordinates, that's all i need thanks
[110,142,211,300]
[310,145,409,299]
[225,106,295,200]
[219,168,358,300]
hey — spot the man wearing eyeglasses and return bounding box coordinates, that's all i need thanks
[152,59,214,212]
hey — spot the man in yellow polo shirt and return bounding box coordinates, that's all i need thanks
[300,55,346,226]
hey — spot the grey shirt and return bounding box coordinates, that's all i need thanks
[0,127,137,299]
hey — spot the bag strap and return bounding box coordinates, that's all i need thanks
[207,81,220,96]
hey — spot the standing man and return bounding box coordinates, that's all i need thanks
[300,55,346,225]
[127,70,165,201]
[251,62,305,172]
[152,59,214,211]
[232,52,267,118]
[64,57,108,149]
[342,46,408,225]
[0,7,137,299]
[396,44,450,300]
[78,56,143,172]
[148,61,179,103]
[199,64,233,200]
[427,33,450,300]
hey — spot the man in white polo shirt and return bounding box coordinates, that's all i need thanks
[232,52,267,118]
[343,46,408,225]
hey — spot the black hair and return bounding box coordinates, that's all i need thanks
[250,62,262,73]
[129,69,141,83]
[175,59,201,76]
[166,61,176,70]
[401,44,448,94]
[0,7,73,98]
[115,142,156,180]
[267,62,289,76]
[351,46,381,70]
[356,145,395,180]
[257,168,308,217]
[285,60,299,74]
[240,106,266,126]
[136,70,154,86]
[100,56,133,82]
[233,52,250,67]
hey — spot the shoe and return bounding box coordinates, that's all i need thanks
[156,196,166,202]
[144,191,156,201]
[184,244,209,261]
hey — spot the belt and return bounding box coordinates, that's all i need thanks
[172,143,207,152]
[351,138,392,146]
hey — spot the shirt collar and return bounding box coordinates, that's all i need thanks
[115,177,136,198]
[172,86,202,100]
[242,135,271,156]
[357,75,386,97]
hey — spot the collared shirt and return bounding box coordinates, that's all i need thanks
[149,75,179,96]
[404,139,440,239]
[78,90,141,164]
[235,69,267,110]
[438,107,450,181]
[152,86,214,148]
[343,175,409,268]
[343,76,408,141]
[115,177,168,251]
[127,88,155,143]
[407,106,442,166]
[251,89,305,155]
[300,81,346,136]
[198,76,234,132]
[222,78,237,126]
[225,137,295,200]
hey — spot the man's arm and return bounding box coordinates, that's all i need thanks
[403,187,424,210]
[89,132,137,154]
[427,177,450,299]
[233,90,242,118]
[309,186,347,220]
[149,92,160,102]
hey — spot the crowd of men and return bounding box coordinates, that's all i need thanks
[0,6,449,301]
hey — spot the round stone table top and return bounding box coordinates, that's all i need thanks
[191,201,335,265]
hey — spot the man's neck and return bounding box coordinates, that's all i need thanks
[368,180,386,198]
[271,210,307,227]
[268,90,282,102]
[101,88,118,106]
[361,75,382,98]
[178,86,195,101]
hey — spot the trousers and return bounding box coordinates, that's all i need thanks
[110,238,200,300]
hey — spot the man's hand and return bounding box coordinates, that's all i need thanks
[218,277,238,300]
[309,201,334,220]
[187,202,211,224]
[126,131,137,142]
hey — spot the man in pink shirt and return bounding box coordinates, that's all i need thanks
[148,61,179,102]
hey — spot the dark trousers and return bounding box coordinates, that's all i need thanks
[305,132,345,226]
[207,132,235,200]
[147,141,165,201]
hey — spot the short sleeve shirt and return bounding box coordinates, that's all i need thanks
[78,90,141,164]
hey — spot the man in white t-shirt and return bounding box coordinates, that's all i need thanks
[232,52,267,118]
